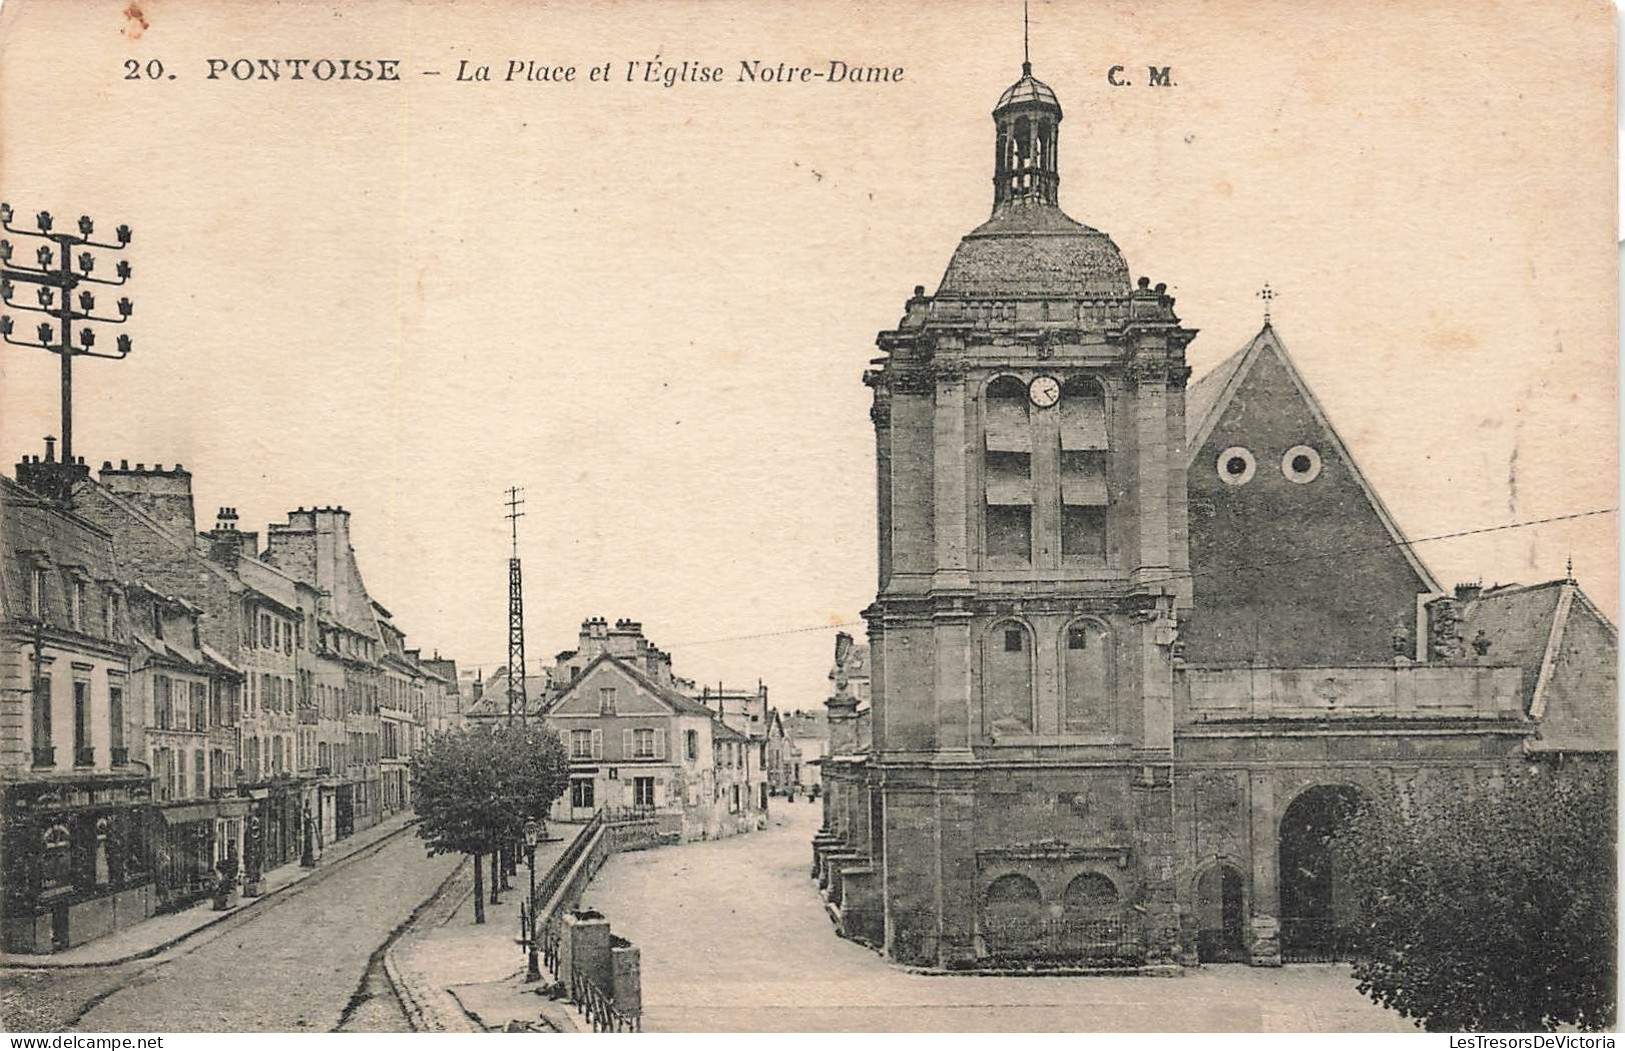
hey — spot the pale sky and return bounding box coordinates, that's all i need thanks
[0,0,1615,714]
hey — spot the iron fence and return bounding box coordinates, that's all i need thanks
[980,916,1146,966]
[570,962,641,1032]
[541,913,562,974]
[598,805,664,824]
[1279,917,1360,963]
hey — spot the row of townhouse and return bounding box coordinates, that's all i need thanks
[468,617,769,841]
[0,445,464,954]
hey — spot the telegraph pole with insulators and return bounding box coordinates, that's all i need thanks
[1,204,137,469]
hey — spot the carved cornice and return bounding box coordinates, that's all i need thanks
[1128,359,1169,388]
[888,369,935,395]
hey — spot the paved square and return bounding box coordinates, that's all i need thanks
[581,803,1417,1032]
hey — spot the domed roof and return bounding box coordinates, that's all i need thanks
[995,64,1061,115]
[937,201,1132,299]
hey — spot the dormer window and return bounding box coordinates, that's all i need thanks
[30,567,47,620]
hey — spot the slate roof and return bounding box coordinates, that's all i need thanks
[712,719,749,743]
[1185,343,1251,447]
[937,201,1131,299]
[527,651,720,722]
[1455,580,1618,720]
[464,667,550,719]
[1,477,120,626]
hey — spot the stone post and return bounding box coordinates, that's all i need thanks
[561,909,613,996]
[610,937,641,1017]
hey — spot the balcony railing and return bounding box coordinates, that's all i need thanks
[31,745,54,768]
[110,746,129,766]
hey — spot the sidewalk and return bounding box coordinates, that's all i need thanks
[387,833,584,1033]
[0,811,420,970]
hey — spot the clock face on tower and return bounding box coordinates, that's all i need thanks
[1027,375,1061,408]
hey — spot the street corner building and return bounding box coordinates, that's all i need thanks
[0,474,154,953]
[465,617,770,842]
[0,449,464,954]
[813,59,1618,972]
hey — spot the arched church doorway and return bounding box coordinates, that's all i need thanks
[1278,784,1366,961]
[1195,864,1247,962]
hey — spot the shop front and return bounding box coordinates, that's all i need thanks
[1,776,154,954]
[151,801,219,913]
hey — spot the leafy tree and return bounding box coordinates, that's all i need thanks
[1334,759,1616,1031]
[410,722,570,924]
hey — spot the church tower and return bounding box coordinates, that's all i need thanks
[861,56,1196,968]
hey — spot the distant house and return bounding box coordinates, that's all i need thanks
[527,618,767,839]
[782,710,829,793]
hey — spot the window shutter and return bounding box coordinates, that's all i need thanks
[984,406,1032,452]
[984,461,1034,505]
[1061,457,1109,506]
[591,728,603,759]
[1059,395,1108,451]
[622,728,634,758]
[654,729,666,759]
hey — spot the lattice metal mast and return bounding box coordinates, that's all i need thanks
[505,486,528,725]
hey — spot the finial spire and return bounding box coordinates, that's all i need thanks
[1023,0,1032,74]
[1257,282,1276,324]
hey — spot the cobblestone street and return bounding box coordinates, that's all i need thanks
[1,827,458,1033]
[584,802,1418,1033]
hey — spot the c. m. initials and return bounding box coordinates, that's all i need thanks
[1106,65,1175,87]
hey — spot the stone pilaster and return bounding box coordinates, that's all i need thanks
[1247,771,1282,966]
[1132,764,1180,964]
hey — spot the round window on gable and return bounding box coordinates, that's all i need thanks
[1281,445,1323,484]
[1216,446,1256,486]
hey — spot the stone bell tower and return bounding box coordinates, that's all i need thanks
[861,56,1196,969]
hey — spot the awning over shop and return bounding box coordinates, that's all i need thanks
[158,802,217,825]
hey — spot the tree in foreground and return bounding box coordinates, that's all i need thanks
[410,722,570,924]
[1335,759,1616,1032]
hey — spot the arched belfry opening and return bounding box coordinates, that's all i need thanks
[992,61,1062,207]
